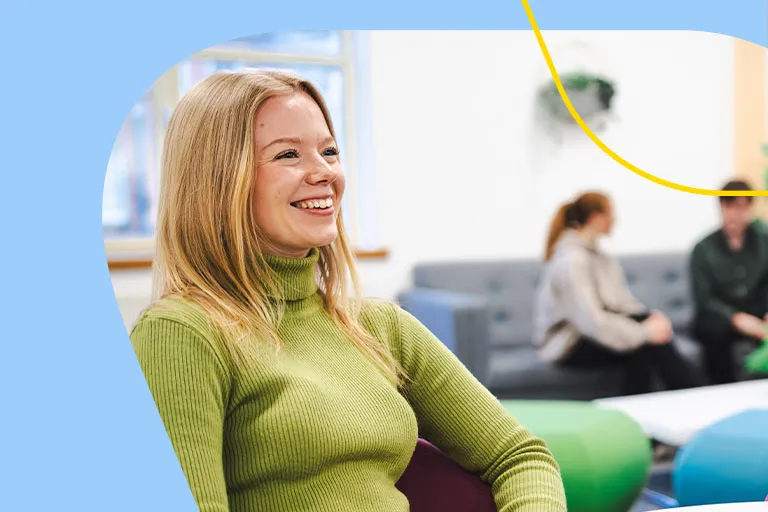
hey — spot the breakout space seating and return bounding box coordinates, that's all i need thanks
[398,253,755,400]
[397,401,652,512]
[673,409,768,507]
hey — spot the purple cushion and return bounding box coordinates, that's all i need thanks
[396,439,497,512]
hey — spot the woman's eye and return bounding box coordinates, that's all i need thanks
[275,150,298,160]
[323,147,339,157]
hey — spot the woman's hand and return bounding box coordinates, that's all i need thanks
[643,312,673,344]
[732,312,768,339]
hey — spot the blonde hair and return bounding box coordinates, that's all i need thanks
[544,191,610,261]
[151,68,404,385]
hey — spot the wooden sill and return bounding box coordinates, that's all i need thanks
[108,248,390,270]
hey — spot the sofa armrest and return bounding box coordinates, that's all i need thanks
[398,288,490,386]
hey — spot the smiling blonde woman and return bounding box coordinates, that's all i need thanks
[131,68,566,512]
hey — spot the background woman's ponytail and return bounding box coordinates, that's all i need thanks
[543,192,610,261]
[544,203,571,261]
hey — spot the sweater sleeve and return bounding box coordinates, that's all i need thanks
[610,259,649,315]
[395,307,567,512]
[555,250,649,351]
[131,316,231,512]
[689,244,736,322]
[752,224,768,315]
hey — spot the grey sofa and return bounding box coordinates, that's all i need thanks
[398,253,754,400]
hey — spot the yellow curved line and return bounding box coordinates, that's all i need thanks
[521,0,768,197]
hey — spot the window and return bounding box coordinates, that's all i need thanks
[104,30,380,262]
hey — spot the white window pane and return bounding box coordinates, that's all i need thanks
[103,91,158,239]
[177,60,346,163]
[178,59,248,97]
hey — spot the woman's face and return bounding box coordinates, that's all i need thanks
[585,200,614,236]
[596,201,615,235]
[253,92,345,258]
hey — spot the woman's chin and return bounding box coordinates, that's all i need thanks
[306,230,339,249]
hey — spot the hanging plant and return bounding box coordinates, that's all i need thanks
[534,71,617,143]
[537,72,616,123]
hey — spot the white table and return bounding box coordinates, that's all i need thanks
[595,379,768,446]
[675,503,768,511]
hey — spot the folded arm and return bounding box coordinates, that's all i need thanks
[555,251,649,351]
[395,307,566,512]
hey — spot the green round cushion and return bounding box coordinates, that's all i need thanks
[501,400,652,512]
[745,338,768,375]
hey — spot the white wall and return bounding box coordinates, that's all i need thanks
[111,30,736,328]
[111,270,154,330]
[361,30,734,299]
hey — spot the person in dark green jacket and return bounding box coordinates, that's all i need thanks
[689,179,768,384]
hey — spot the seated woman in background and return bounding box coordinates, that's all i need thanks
[130,68,566,511]
[533,191,700,396]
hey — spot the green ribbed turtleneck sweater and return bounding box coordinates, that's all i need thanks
[130,250,566,511]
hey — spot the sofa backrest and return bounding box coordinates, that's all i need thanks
[413,259,542,348]
[619,253,693,332]
[411,252,694,347]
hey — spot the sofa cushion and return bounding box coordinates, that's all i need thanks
[488,348,625,400]
[674,335,702,367]
[489,336,705,400]
[619,253,694,332]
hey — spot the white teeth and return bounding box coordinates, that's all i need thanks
[295,198,333,210]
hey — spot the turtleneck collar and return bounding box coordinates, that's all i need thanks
[559,229,598,252]
[263,248,320,302]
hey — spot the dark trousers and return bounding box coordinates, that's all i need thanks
[692,307,765,385]
[560,313,701,395]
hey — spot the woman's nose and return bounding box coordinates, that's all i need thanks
[306,156,336,184]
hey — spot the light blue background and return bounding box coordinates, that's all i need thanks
[1,1,765,510]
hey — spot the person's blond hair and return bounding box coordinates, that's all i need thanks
[151,68,404,385]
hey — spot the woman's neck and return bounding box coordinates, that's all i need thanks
[262,248,319,302]
[263,247,312,259]
[575,226,600,245]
